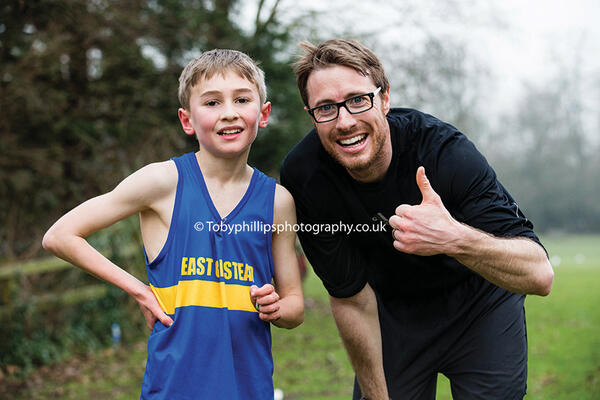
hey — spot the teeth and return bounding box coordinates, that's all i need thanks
[220,129,242,135]
[339,134,366,146]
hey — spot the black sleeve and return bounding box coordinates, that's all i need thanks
[280,166,368,298]
[424,132,543,246]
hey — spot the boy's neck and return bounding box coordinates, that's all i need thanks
[195,150,252,183]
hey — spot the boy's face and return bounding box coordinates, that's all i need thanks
[178,70,270,158]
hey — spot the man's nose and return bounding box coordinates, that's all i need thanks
[335,106,357,131]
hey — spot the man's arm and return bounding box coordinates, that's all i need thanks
[280,166,389,395]
[390,167,554,296]
[330,283,389,400]
[250,184,304,329]
[42,162,177,329]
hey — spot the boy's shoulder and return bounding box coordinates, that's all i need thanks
[120,159,178,201]
[273,183,295,225]
[136,159,178,186]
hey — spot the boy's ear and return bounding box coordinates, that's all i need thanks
[178,108,196,136]
[258,102,271,128]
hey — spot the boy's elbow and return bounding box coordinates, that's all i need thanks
[294,308,305,328]
[285,311,304,329]
[42,227,63,255]
[42,229,56,253]
[279,301,304,329]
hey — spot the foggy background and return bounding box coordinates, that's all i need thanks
[1,1,599,397]
[2,0,598,262]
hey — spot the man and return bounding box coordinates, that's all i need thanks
[280,39,553,400]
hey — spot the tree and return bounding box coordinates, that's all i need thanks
[0,0,311,259]
[487,67,599,232]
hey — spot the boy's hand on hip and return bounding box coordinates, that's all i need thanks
[250,284,281,323]
[135,284,174,330]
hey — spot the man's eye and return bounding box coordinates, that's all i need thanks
[350,96,367,105]
[321,104,333,111]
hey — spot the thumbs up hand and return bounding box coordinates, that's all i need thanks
[389,167,463,256]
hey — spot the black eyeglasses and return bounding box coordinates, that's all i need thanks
[307,87,382,123]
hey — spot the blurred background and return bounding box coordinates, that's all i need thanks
[1,0,598,398]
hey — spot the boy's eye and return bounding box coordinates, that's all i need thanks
[237,97,251,104]
[205,100,219,106]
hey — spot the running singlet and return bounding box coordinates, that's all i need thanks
[140,152,276,400]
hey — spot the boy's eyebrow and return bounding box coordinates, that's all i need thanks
[199,88,256,97]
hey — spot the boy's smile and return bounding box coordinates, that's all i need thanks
[178,71,270,159]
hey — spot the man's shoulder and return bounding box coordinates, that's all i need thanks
[388,108,467,158]
[387,108,458,136]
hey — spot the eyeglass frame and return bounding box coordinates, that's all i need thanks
[306,87,382,123]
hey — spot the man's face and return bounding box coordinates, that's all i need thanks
[305,65,391,180]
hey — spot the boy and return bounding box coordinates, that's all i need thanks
[43,49,304,399]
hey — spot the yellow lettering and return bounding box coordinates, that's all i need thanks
[223,261,232,280]
[237,262,244,281]
[232,262,238,280]
[188,257,196,275]
[244,264,254,282]
[181,257,188,275]
[206,258,213,276]
[197,257,206,275]
[183,256,252,281]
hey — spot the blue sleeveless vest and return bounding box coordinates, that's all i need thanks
[140,152,276,400]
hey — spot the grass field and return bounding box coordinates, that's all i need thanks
[2,234,598,399]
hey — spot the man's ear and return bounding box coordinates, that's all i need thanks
[382,87,391,115]
[258,102,271,128]
[178,108,195,136]
[304,106,316,128]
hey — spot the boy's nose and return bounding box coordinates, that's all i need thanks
[221,102,239,120]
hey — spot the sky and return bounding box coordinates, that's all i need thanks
[468,0,600,108]
[345,0,599,113]
[242,0,599,135]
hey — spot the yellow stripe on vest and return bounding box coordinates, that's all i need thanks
[150,280,256,315]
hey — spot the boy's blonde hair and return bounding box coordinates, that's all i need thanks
[292,39,390,107]
[178,49,267,110]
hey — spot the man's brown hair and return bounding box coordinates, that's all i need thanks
[292,39,390,107]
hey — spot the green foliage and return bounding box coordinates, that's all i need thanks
[0,0,311,259]
[3,236,599,399]
[0,219,147,373]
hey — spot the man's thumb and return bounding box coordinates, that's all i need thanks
[416,166,438,203]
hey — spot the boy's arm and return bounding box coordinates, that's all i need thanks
[42,161,177,329]
[250,184,304,329]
